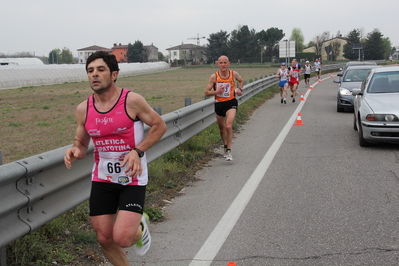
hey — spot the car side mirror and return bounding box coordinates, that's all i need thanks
[337,73,342,77]
[352,88,362,96]
[333,79,341,83]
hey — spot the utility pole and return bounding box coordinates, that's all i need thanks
[188,33,205,45]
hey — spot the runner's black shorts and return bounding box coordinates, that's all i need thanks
[214,98,238,117]
[89,181,146,216]
[304,74,310,79]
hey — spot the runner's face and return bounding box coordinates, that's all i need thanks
[87,58,117,93]
[217,57,230,71]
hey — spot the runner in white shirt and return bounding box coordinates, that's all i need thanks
[303,61,312,87]
[276,62,289,104]
[314,58,322,81]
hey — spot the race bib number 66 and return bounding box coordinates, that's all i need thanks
[98,151,132,185]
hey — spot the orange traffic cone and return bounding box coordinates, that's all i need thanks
[227,262,237,266]
[318,79,322,83]
[294,113,304,125]
[330,74,333,77]
[309,84,313,89]
[300,93,305,101]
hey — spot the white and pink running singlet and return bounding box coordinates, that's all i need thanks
[85,89,148,186]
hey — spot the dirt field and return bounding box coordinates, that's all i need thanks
[0,65,276,164]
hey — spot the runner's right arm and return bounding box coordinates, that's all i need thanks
[64,101,90,169]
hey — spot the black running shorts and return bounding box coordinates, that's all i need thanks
[89,181,146,216]
[214,98,238,117]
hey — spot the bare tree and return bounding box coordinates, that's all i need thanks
[331,40,341,61]
[313,31,330,58]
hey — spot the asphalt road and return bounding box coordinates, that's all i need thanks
[128,73,399,266]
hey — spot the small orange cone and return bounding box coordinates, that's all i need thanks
[309,84,313,89]
[294,113,304,125]
[227,262,237,266]
[318,79,322,83]
[330,74,333,77]
[300,93,305,101]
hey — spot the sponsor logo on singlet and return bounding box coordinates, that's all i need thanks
[95,117,114,125]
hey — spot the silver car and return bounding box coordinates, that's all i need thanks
[352,67,399,147]
[340,61,377,74]
[333,65,382,112]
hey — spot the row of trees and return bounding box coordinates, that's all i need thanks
[0,52,36,58]
[48,48,74,64]
[205,25,394,63]
[206,26,286,63]
[343,28,393,61]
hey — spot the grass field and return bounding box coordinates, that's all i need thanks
[0,65,276,164]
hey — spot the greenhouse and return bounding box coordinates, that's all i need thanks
[0,61,170,89]
[0,57,44,66]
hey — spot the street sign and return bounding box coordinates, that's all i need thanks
[279,41,296,58]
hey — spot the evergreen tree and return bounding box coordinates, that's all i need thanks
[48,49,61,64]
[127,41,144,62]
[364,29,384,60]
[228,25,258,63]
[206,30,230,63]
[258,27,285,60]
[343,29,361,60]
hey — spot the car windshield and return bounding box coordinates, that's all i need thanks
[343,69,372,82]
[368,72,399,93]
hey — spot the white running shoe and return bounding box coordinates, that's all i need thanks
[223,149,228,158]
[134,213,151,256]
[225,151,233,161]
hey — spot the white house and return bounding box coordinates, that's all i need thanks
[77,45,110,64]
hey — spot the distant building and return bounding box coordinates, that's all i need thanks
[77,45,110,64]
[303,37,347,61]
[166,43,207,64]
[78,45,111,64]
[392,46,399,60]
[78,43,159,63]
[112,43,129,63]
[143,44,159,62]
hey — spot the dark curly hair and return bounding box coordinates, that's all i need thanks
[85,51,120,81]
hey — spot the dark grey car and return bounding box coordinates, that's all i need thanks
[339,61,377,75]
[333,65,382,112]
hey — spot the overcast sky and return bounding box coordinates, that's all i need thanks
[2,0,398,58]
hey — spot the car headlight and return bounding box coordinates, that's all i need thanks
[339,88,352,96]
[365,114,399,121]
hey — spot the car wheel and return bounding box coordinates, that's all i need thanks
[337,103,344,112]
[358,116,371,147]
[353,113,358,131]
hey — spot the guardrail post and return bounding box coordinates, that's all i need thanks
[185,98,192,106]
[153,107,162,115]
[0,151,6,266]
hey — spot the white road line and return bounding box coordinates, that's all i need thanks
[189,81,322,266]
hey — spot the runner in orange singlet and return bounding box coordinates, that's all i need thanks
[205,55,244,161]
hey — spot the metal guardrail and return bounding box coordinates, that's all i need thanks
[0,62,353,250]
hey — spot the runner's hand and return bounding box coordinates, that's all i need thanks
[121,150,143,177]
